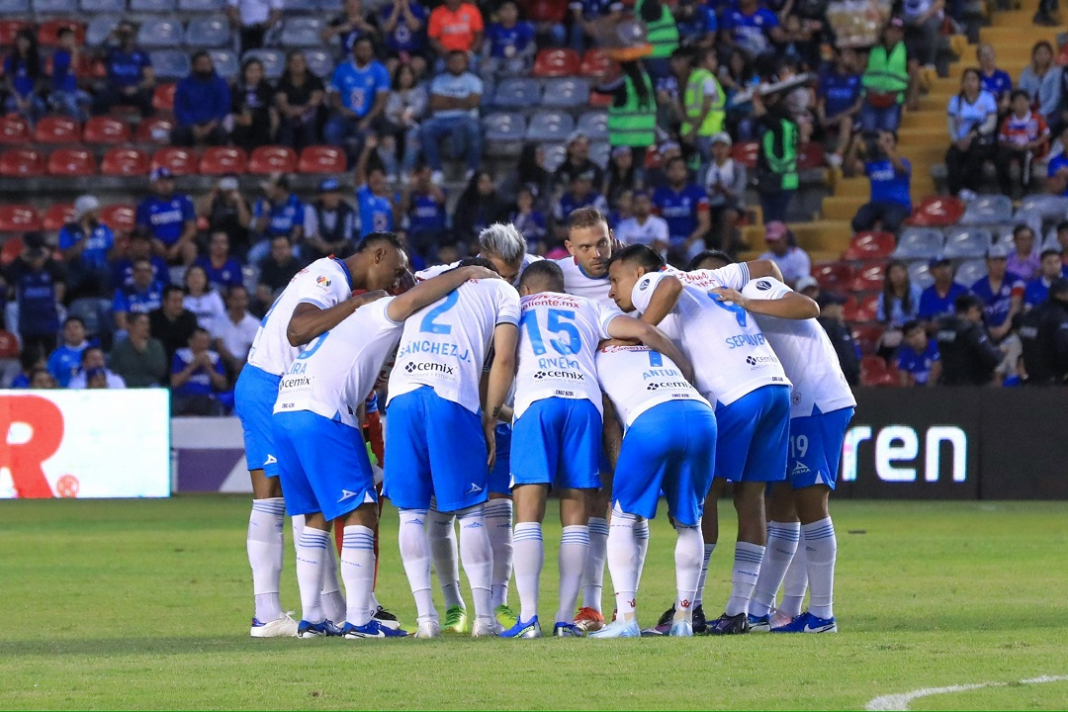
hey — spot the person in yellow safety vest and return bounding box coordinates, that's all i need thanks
[681,46,726,165]
[634,0,678,79]
[860,17,915,134]
[605,60,658,167]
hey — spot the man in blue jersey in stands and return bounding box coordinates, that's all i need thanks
[651,156,712,263]
[325,35,391,164]
[136,168,198,266]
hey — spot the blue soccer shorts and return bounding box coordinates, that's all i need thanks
[272,410,377,521]
[714,384,790,483]
[489,423,512,497]
[613,400,717,526]
[384,386,489,513]
[787,406,855,490]
[510,397,602,491]
[234,364,282,477]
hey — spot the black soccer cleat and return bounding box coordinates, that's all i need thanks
[706,612,750,635]
[692,605,707,635]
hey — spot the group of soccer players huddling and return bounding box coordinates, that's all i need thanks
[235,205,855,640]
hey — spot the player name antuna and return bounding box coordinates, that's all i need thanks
[396,340,471,362]
[642,368,681,379]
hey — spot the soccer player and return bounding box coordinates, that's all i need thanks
[235,232,409,638]
[693,251,856,634]
[502,260,689,638]
[385,258,520,638]
[588,342,714,638]
[274,262,495,639]
[607,244,791,635]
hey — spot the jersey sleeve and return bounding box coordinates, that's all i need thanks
[630,270,667,315]
[297,267,348,310]
[365,296,403,328]
[740,276,792,301]
[496,283,521,327]
[711,262,750,290]
[595,302,625,339]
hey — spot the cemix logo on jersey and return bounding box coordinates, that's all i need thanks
[403,362,457,379]
[745,354,778,366]
[840,425,968,484]
[533,370,585,381]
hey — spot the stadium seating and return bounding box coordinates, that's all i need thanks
[532,48,580,78]
[589,142,610,170]
[1012,209,1044,236]
[905,196,964,227]
[542,144,567,172]
[67,297,107,337]
[959,194,1013,226]
[298,145,346,174]
[83,116,130,145]
[129,0,175,11]
[33,0,76,13]
[303,49,335,79]
[248,146,297,174]
[943,227,992,260]
[908,261,934,289]
[151,50,192,80]
[797,143,825,171]
[81,0,126,11]
[199,146,248,175]
[0,115,30,145]
[813,262,854,291]
[86,15,118,46]
[178,0,224,10]
[0,205,41,233]
[580,48,613,76]
[279,17,323,48]
[138,17,183,48]
[136,117,174,143]
[576,111,608,142]
[851,263,885,292]
[242,49,286,80]
[860,355,897,387]
[731,142,759,168]
[1018,194,1068,223]
[34,116,80,144]
[483,112,526,144]
[153,83,177,111]
[42,203,75,231]
[48,148,97,176]
[0,331,21,360]
[0,20,29,45]
[494,78,542,111]
[855,294,879,322]
[151,146,197,175]
[992,224,1017,245]
[954,258,987,287]
[525,110,573,143]
[101,203,136,231]
[186,15,231,48]
[852,324,884,356]
[0,148,45,176]
[0,237,25,265]
[101,147,150,176]
[208,49,239,80]
[894,227,944,260]
[842,231,895,261]
[0,0,30,14]
[541,78,589,108]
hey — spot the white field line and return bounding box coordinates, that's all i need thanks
[865,674,1068,711]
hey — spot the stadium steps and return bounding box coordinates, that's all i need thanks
[741,219,851,254]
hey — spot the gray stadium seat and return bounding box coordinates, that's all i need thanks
[1019,194,1068,223]
[208,49,239,80]
[280,17,323,48]
[589,142,610,170]
[540,78,589,108]
[242,265,259,293]
[303,48,335,79]
[576,111,608,142]
[893,227,944,261]
[177,0,223,10]
[943,227,992,260]
[959,194,1013,225]
[129,0,174,10]
[67,298,108,338]
[242,49,286,80]
[0,0,30,14]
[484,112,526,143]
[150,49,192,80]
[32,0,76,12]
[87,15,120,46]
[954,258,988,287]
[908,261,934,290]
[138,17,185,48]
[285,0,318,10]
[525,110,573,143]
[185,15,231,48]
[80,0,125,10]
[542,143,567,173]
[1011,209,1044,237]
[317,0,342,10]
[493,78,540,110]
[991,224,1017,246]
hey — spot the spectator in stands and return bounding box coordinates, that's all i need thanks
[897,319,941,386]
[400,165,447,258]
[195,231,244,293]
[228,0,283,52]
[67,346,125,389]
[919,256,968,325]
[304,178,357,259]
[483,1,536,79]
[849,131,912,235]
[816,292,860,386]
[230,59,277,152]
[1007,224,1041,281]
[753,89,798,224]
[171,327,228,416]
[605,146,641,201]
[796,275,820,301]
[859,18,909,134]
[758,221,810,287]
[972,243,1025,341]
[93,21,155,117]
[606,188,632,229]
[680,47,726,165]
[212,284,258,377]
[568,0,622,54]
[1054,221,1068,273]
[256,236,302,307]
[47,316,89,389]
[197,176,252,260]
[109,311,167,387]
[29,368,57,389]
[997,89,1050,199]
[501,144,553,213]
[553,169,609,242]
[511,186,548,253]
[183,265,227,333]
[49,27,91,122]
[112,230,169,289]
[137,168,198,266]
[354,137,399,236]
[151,285,199,365]
[60,195,116,300]
[1034,0,1060,25]
[994,316,1024,386]
[454,170,508,246]
[3,29,44,127]
[1019,277,1068,383]
[420,50,483,186]
[635,0,678,79]
[113,258,165,332]
[901,0,943,71]
[12,347,48,389]
[935,293,1003,385]
[675,0,717,51]
[604,60,658,163]
[1018,41,1054,107]
[250,173,305,263]
[977,44,1012,115]
[719,49,760,141]
[703,133,746,253]
[719,0,783,60]
[323,0,380,55]
[1045,125,1068,197]
[945,67,998,201]
[3,233,65,355]
[324,36,391,164]
[380,0,430,75]
[651,156,710,262]
[428,0,484,60]
[819,47,863,168]
[172,52,231,148]
[382,63,428,182]
[1025,247,1066,309]
[275,51,325,152]
[615,190,669,254]
[877,259,923,334]
[554,132,606,193]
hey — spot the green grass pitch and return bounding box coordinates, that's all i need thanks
[2,497,1067,710]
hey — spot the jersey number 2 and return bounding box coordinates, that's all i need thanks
[419,291,459,334]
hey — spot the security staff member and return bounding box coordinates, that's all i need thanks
[1019,278,1068,384]
[935,294,1003,385]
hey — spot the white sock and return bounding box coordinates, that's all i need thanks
[606,511,639,621]
[725,542,766,617]
[320,540,346,623]
[581,517,608,613]
[428,502,464,610]
[694,544,715,608]
[296,527,330,624]
[513,522,543,622]
[674,522,703,622]
[399,508,437,624]
[634,518,650,592]
[750,521,800,617]
[802,517,837,619]
[340,525,376,626]
[556,525,590,623]
[248,498,285,622]
[780,544,809,618]
[484,499,514,609]
[457,505,493,623]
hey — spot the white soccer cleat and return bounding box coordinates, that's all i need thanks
[414,620,442,639]
[250,612,299,638]
[471,619,497,638]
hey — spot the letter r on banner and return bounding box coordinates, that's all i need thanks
[0,395,64,498]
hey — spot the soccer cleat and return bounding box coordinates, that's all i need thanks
[341,620,408,639]
[471,619,497,637]
[572,606,605,632]
[499,615,542,638]
[495,604,518,630]
[706,612,750,635]
[588,619,640,638]
[641,605,675,636]
[413,620,442,639]
[669,620,694,637]
[771,611,838,634]
[250,612,298,638]
[442,605,469,634]
[770,608,795,629]
[692,605,707,634]
[373,606,401,631]
[297,619,342,638]
[553,622,584,637]
[747,613,771,633]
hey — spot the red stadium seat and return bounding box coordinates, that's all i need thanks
[842,231,895,261]
[136,117,175,144]
[813,262,855,291]
[248,145,297,174]
[0,205,41,233]
[47,148,97,176]
[0,20,30,47]
[101,147,150,176]
[0,114,30,145]
[152,84,176,112]
[588,91,612,108]
[860,356,899,387]
[521,0,567,23]
[0,237,24,267]
[580,49,615,77]
[851,263,886,292]
[42,203,75,231]
[852,324,884,356]
[854,294,879,323]
[0,148,45,177]
[38,20,85,48]
[101,204,136,232]
[33,116,80,144]
[299,145,345,174]
[533,48,580,78]
[151,147,197,176]
[905,196,963,227]
[731,142,759,168]
[0,329,19,358]
[82,116,130,145]
[199,146,248,175]
[797,142,825,171]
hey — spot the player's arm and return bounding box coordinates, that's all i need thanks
[479,371,514,423]
[601,394,622,471]
[928,359,943,386]
[745,258,785,283]
[638,274,683,327]
[606,315,694,383]
[385,265,498,322]
[287,291,390,347]
[711,286,820,319]
[483,322,520,469]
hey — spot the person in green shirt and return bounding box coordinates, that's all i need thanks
[109,312,168,388]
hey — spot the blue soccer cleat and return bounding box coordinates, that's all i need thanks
[499,615,542,638]
[297,619,342,638]
[747,613,771,633]
[668,620,693,637]
[553,621,584,637]
[588,619,641,638]
[770,611,838,634]
[341,620,409,638]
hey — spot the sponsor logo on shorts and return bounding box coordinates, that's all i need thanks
[265,454,277,465]
[338,489,358,502]
[791,460,811,476]
[533,370,585,381]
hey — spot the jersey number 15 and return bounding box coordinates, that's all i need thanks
[521,309,580,355]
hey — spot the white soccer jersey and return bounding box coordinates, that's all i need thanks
[556,256,614,306]
[415,253,543,286]
[740,277,856,418]
[514,291,621,419]
[596,344,710,429]
[614,216,669,249]
[631,267,790,407]
[388,279,521,414]
[274,298,403,428]
[247,257,353,376]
